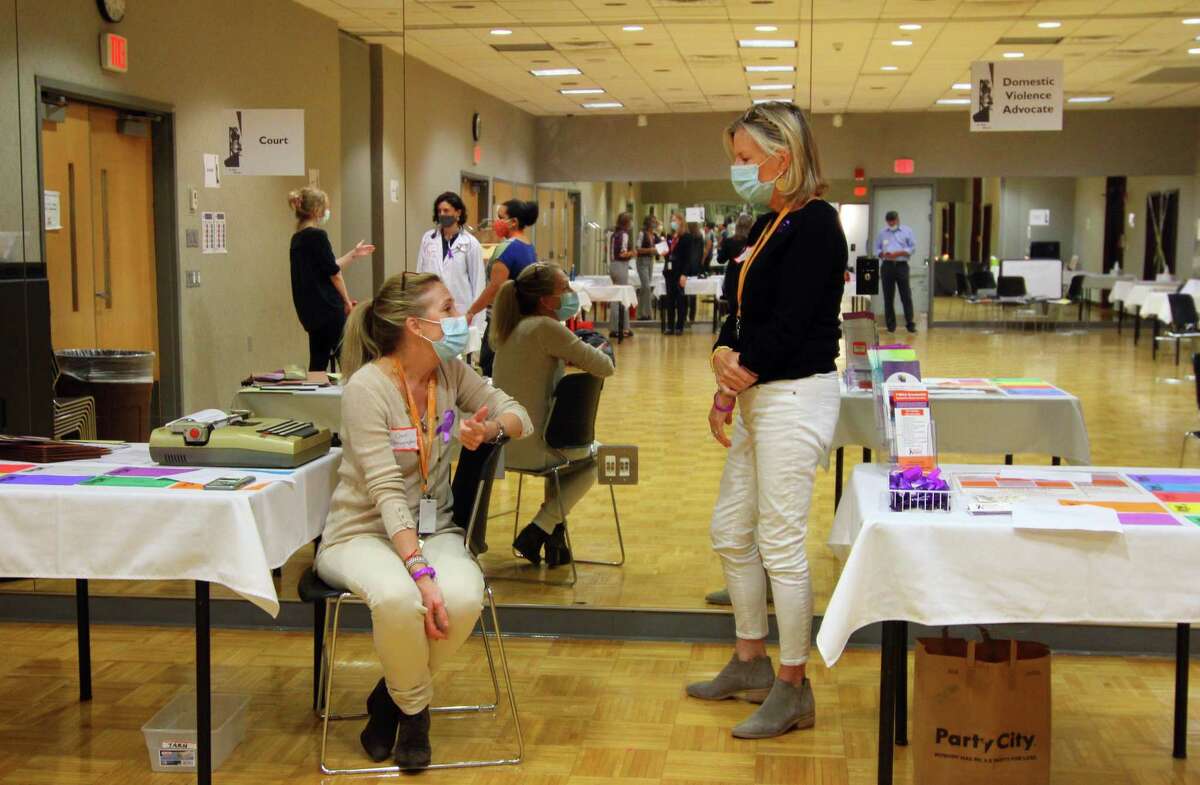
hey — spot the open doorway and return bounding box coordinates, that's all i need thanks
[1103,176,1126,274]
[37,82,180,424]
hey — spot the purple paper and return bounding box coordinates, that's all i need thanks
[0,474,93,486]
[1119,513,1181,526]
[105,466,192,478]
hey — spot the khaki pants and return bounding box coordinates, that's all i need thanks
[315,531,484,714]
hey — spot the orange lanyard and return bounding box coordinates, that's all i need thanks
[736,208,791,316]
[389,358,437,495]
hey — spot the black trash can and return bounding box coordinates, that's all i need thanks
[55,349,155,442]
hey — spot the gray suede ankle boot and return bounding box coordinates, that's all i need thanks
[731,677,815,739]
[685,654,774,703]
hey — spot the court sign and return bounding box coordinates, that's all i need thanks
[969,61,1062,132]
[222,109,305,175]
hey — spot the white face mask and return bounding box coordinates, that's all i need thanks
[321,208,332,224]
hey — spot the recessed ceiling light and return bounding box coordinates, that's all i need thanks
[952,82,971,90]
[490,28,512,35]
[1190,47,1200,54]
[560,88,605,95]
[739,39,796,48]
[753,97,786,104]
[899,23,921,31]
[622,25,643,32]
[891,40,913,47]
[583,102,623,109]
[746,65,794,72]
[880,65,898,71]
[1184,18,1200,24]
[1037,21,1061,29]
[1068,96,1111,103]
[1003,51,1024,58]
[530,68,582,77]
[755,25,778,32]
[750,83,794,91]
[936,98,971,105]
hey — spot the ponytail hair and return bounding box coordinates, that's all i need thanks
[489,262,563,349]
[502,198,539,229]
[340,272,443,380]
[288,186,328,229]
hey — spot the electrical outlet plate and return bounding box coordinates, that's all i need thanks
[185,228,200,248]
[185,270,201,288]
[596,445,638,486]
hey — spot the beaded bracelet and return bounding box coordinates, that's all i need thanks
[402,548,421,562]
[405,557,429,572]
[410,566,436,582]
[712,393,735,413]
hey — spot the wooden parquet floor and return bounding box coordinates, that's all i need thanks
[2,623,1200,784]
[2,312,1195,613]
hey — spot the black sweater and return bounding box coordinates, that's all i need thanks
[666,233,703,277]
[715,201,847,384]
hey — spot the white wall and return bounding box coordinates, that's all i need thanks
[998,178,1077,261]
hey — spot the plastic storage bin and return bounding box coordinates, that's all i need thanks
[141,692,249,773]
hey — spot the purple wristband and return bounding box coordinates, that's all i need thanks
[410,566,436,582]
[713,393,734,413]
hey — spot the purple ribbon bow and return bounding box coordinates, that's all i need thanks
[435,409,456,444]
[889,466,950,511]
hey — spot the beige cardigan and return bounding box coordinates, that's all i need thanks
[492,316,615,471]
[320,359,532,550]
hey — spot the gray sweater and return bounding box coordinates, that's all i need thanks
[492,316,615,471]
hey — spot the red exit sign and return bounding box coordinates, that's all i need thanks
[101,33,128,73]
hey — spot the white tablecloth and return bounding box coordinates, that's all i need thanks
[570,279,638,310]
[1142,280,1200,324]
[233,386,344,432]
[651,274,725,299]
[0,444,341,616]
[1118,282,1179,313]
[833,378,1091,464]
[817,462,1200,666]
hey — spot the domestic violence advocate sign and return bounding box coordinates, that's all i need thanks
[969,60,1062,132]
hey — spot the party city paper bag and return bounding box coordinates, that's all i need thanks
[913,633,1051,785]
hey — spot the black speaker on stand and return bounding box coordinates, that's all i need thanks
[855,256,879,296]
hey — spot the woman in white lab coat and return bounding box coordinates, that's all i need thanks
[416,191,486,328]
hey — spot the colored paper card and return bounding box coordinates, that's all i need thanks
[0,474,92,486]
[1187,516,1200,526]
[105,466,193,478]
[1001,388,1068,397]
[1118,513,1181,526]
[1060,500,1165,513]
[1089,474,1128,487]
[83,476,178,489]
[1167,503,1200,514]
[960,480,1000,488]
[0,462,35,474]
[1033,480,1074,489]
[169,482,207,490]
[1129,474,1200,485]
[1140,483,1200,493]
[1151,492,1200,503]
[992,378,1051,385]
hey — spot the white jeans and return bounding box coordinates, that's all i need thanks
[709,373,840,666]
[315,531,484,714]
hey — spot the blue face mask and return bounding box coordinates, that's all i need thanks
[419,316,470,361]
[730,162,776,207]
[555,291,580,321]
[321,208,332,224]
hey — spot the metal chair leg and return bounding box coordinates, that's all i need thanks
[509,474,525,559]
[573,484,626,567]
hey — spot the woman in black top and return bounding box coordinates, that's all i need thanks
[685,102,846,740]
[664,213,702,335]
[288,187,374,371]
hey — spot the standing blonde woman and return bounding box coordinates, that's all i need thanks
[685,102,846,738]
[316,272,531,769]
[287,186,374,371]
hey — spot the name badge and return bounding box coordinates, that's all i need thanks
[389,427,419,453]
[418,496,438,535]
[734,248,751,263]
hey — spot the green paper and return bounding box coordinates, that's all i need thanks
[83,476,179,489]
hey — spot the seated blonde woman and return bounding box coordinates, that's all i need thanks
[315,272,531,770]
[490,263,615,567]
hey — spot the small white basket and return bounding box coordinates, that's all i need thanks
[141,692,249,773]
[884,488,953,513]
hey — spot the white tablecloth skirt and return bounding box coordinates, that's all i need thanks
[817,463,1200,666]
[651,275,724,299]
[0,445,341,616]
[833,386,1090,464]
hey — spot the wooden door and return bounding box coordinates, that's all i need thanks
[42,102,98,350]
[41,102,159,375]
[89,107,158,371]
[492,179,513,218]
[459,176,481,228]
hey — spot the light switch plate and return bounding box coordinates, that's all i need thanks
[596,445,638,486]
[185,228,200,248]
[185,270,201,288]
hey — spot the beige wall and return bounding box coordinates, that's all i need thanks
[339,35,373,296]
[1125,176,1199,279]
[1073,177,1107,273]
[536,109,1200,183]
[998,177,1078,261]
[401,55,536,273]
[7,0,343,413]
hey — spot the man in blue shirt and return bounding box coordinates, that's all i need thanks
[874,210,917,333]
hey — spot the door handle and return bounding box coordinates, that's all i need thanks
[68,162,80,312]
[96,168,112,308]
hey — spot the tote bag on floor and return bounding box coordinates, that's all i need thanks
[913,631,1052,785]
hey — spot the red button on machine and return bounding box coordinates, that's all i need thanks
[189,428,200,439]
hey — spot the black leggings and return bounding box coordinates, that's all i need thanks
[665,279,688,332]
[307,316,345,373]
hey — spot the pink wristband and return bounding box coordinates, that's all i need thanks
[410,566,436,582]
[713,393,734,413]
